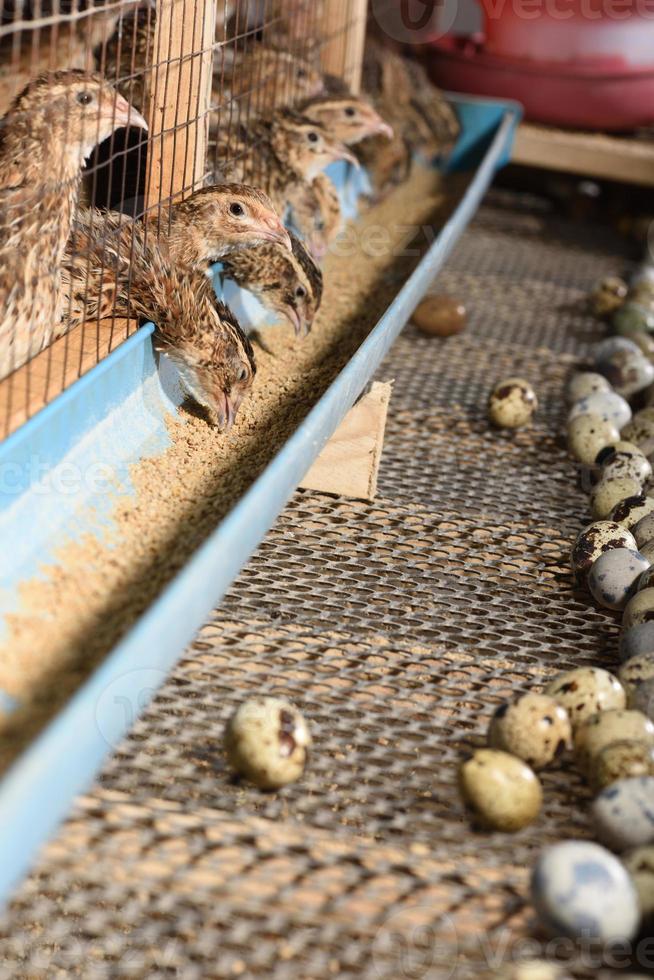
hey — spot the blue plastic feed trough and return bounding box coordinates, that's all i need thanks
[0,94,521,904]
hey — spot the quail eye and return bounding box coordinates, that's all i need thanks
[76,91,93,106]
[345,107,356,117]
[307,131,319,143]
[230,202,245,217]
[295,285,306,299]
[237,365,249,383]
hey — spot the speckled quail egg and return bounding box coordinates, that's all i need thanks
[588,548,650,609]
[623,845,654,927]
[596,442,652,485]
[636,565,654,593]
[590,477,644,520]
[619,651,654,695]
[628,677,654,719]
[619,625,654,664]
[571,521,638,583]
[594,337,642,361]
[589,738,654,790]
[624,330,654,362]
[574,709,654,772]
[458,748,542,832]
[568,391,631,429]
[567,414,620,467]
[592,775,654,850]
[609,492,654,531]
[488,378,538,429]
[596,346,654,398]
[621,416,654,455]
[589,276,628,317]
[614,301,654,336]
[632,512,654,549]
[488,693,572,770]
[545,668,626,729]
[531,840,640,943]
[638,539,654,565]
[565,372,612,405]
[623,587,654,629]
[224,697,311,790]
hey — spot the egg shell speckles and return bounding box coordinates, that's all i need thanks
[545,668,626,729]
[458,749,542,832]
[488,378,538,429]
[571,521,637,583]
[638,539,654,565]
[589,739,654,791]
[619,625,654,664]
[623,845,654,925]
[488,693,572,770]
[595,337,641,361]
[609,493,654,531]
[590,477,644,521]
[621,417,654,456]
[530,840,640,943]
[589,277,628,318]
[567,414,620,467]
[628,677,654,719]
[619,652,654,695]
[566,372,612,405]
[598,445,652,485]
[588,548,650,610]
[597,347,654,398]
[592,776,654,851]
[574,709,654,773]
[224,696,311,790]
[633,511,654,549]
[568,391,631,429]
[623,587,654,629]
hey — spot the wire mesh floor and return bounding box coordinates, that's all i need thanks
[0,191,643,979]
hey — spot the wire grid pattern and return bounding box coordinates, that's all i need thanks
[0,0,348,437]
[0,193,644,979]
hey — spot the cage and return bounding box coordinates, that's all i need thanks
[0,0,528,972]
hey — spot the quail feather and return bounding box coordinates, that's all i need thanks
[0,70,146,381]
[299,93,394,145]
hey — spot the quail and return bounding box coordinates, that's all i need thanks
[0,70,147,381]
[299,93,394,146]
[63,209,255,428]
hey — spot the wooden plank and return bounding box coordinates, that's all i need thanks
[321,0,368,93]
[0,319,138,438]
[299,381,392,501]
[513,122,654,187]
[145,0,216,215]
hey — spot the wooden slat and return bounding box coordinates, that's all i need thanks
[145,0,216,214]
[321,0,368,93]
[513,122,654,187]
[0,320,138,438]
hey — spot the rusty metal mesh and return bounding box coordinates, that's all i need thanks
[0,192,644,979]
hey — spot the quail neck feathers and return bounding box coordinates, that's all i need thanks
[0,71,146,381]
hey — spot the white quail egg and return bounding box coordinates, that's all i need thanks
[488,378,538,429]
[590,477,643,520]
[623,587,654,629]
[458,749,542,832]
[488,693,572,770]
[224,696,311,790]
[592,776,654,850]
[571,521,637,583]
[568,391,631,429]
[545,668,626,729]
[589,738,654,790]
[588,548,649,610]
[609,492,654,531]
[565,372,612,405]
[567,414,619,467]
[574,709,654,773]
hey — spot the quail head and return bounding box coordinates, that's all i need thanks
[300,94,394,146]
[166,183,292,271]
[222,232,323,337]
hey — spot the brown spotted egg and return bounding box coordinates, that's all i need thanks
[568,414,619,467]
[574,709,654,773]
[609,492,654,531]
[488,378,538,429]
[488,693,572,770]
[571,521,637,583]
[596,442,652,485]
[545,668,626,729]
[590,477,643,520]
[623,587,654,629]
[565,372,612,405]
[589,739,654,790]
[224,696,311,790]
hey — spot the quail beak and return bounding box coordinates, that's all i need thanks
[112,95,149,132]
[332,145,360,169]
[283,305,306,337]
[261,218,293,253]
[373,118,394,140]
[214,390,242,430]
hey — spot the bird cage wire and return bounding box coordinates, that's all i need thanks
[0,0,368,439]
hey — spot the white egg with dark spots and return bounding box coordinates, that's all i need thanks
[619,652,654,696]
[531,840,640,942]
[609,493,654,531]
[594,336,641,362]
[224,696,311,790]
[589,739,654,790]
[633,511,654,549]
[588,548,650,610]
[621,416,654,456]
[565,372,612,405]
[620,625,654,664]
[590,477,643,520]
[545,668,626,729]
[567,414,619,467]
[488,693,572,770]
[458,749,542,832]
[568,391,631,429]
[571,521,637,583]
[488,378,538,429]
[592,776,654,850]
[596,346,654,398]
[596,443,652,485]
[574,709,654,772]
[623,587,654,629]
